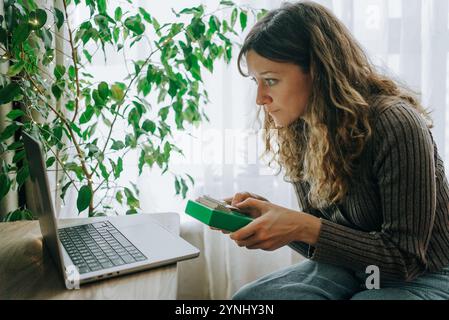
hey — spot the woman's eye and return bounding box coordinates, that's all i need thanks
[264,79,277,86]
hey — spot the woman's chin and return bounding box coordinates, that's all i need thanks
[272,116,292,128]
[273,121,286,129]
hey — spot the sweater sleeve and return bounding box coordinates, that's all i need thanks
[310,103,437,281]
[288,182,322,258]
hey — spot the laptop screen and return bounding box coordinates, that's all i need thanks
[22,131,64,273]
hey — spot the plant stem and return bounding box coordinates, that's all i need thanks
[62,0,81,124]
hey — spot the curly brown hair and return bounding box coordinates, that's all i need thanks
[238,1,432,209]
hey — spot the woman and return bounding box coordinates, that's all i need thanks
[220,1,449,300]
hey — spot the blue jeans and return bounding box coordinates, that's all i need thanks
[232,260,449,300]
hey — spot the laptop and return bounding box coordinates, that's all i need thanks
[22,131,200,289]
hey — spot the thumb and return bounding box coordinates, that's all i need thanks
[235,198,267,211]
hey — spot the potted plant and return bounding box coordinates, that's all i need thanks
[0,0,266,220]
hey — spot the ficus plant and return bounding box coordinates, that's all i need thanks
[0,0,267,220]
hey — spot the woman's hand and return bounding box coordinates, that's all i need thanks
[229,198,322,251]
[223,191,269,217]
[210,192,270,234]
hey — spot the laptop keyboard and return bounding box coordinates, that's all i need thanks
[58,221,147,274]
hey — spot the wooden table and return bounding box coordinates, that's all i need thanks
[0,213,180,300]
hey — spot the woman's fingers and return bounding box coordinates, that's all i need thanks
[209,226,231,234]
[222,197,233,205]
[231,192,252,206]
[234,198,269,218]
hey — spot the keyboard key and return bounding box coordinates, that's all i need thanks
[89,264,102,271]
[112,234,133,247]
[101,262,114,269]
[78,266,90,274]
[133,255,147,261]
[120,255,136,264]
[111,258,125,266]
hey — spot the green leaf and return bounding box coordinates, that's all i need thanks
[29,9,47,29]
[220,0,235,6]
[77,185,92,213]
[99,162,109,180]
[163,141,172,155]
[3,209,34,222]
[54,65,66,80]
[115,190,123,204]
[98,82,109,99]
[158,106,169,121]
[138,7,152,23]
[186,173,195,186]
[124,15,145,35]
[87,143,100,157]
[46,156,56,167]
[68,65,76,80]
[113,26,120,43]
[114,7,123,21]
[7,141,23,151]
[61,181,72,200]
[180,177,188,198]
[239,10,247,30]
[92,90,105,107]
[51,84,62,100]
[111,83,125,101]
[180,6,204,16]
[79,105,94,124]
[138,149,145,174]
[54,8,64,30]
[65,100,75,111]
[53,125,63,142]
[70,122,83,138]
[0,83,21,105]
[97,0,107,14]
[142,119,156,133]
[83,49,92,63]
[42,49,55,65]
[0,173,11,200]
[111,140,125,150]
[0,123,20,140]
[174,178,180,195]
[208,16,220,33]
[0,27,7,45]
[6,109,25,120]
[125,133,137,148]
[7,61,25,77]
[124,187,140,208]
[231,8,238,27]
[12,150,25,163]
[168,79,179,98]
[114,157,123,178]
[39,28,53,50]
[188,18,206,40]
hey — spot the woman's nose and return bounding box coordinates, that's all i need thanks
[256,86,273,106]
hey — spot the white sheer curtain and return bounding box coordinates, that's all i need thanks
[58,0,449,299]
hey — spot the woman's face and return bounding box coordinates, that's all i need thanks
[246,50,312,127]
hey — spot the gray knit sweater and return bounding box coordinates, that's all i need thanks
[289,102,449,282]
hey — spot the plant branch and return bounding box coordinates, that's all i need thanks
[62,0,81,123]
